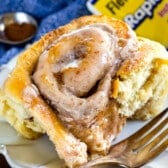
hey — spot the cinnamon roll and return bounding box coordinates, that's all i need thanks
[0,15,168,167]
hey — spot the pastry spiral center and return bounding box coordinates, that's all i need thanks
[32,24,135,121]
[48,27,114,97]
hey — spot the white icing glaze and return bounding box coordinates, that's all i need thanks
[63,59,82,70]
[32,22,137,122]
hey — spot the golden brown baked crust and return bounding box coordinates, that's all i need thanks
[0,15,168,167]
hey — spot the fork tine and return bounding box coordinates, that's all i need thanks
[140,128,168,153]
[148,137,168,160]
[134,132,168,168]
[129,108,168,141]
[132,117,168,150]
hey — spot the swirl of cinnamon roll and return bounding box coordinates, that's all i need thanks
[32,17,136,154]
[2,15,168,168]
[33,24,123,120]
[0,15,137,167]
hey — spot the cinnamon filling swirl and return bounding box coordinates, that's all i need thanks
[32,23,136,153]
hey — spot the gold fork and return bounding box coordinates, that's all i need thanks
[81,108,168,168]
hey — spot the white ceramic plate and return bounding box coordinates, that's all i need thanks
[0,55,167,168]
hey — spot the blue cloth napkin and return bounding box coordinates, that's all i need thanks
[0,0,90,65]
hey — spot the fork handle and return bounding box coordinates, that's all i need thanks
[80,157,130,168]
[83,162,129,168]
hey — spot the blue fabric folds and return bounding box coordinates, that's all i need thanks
[0,0,90,65]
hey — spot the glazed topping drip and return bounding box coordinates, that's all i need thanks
[32,23,136,121]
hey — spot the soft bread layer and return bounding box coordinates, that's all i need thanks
[133,62,168,119]
[112,37,168,119]
[0,91,43,139]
